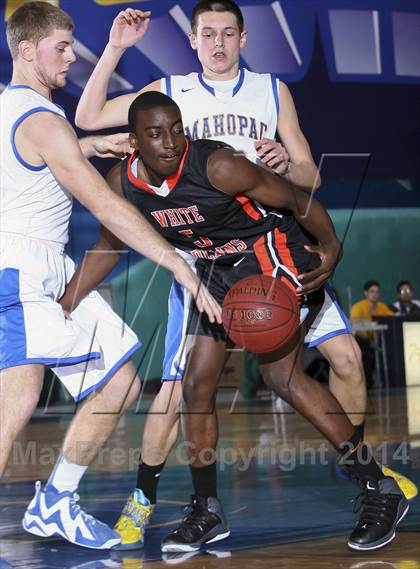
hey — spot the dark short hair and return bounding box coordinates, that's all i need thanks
[128,91,181,133]
[364,280,380,291]
[397,280,412,292]
[7,1,74,59]
[191,0,244,33]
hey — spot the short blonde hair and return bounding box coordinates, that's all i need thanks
[6,1,74,59]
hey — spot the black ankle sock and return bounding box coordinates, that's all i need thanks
[355,421,365,441]
[136,461,165,504]
[190,462,217,498]
[337,430,384,481]
[337,429,361,456]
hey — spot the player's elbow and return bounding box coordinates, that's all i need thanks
[300,166,321,194]
[74,110,89,130]
[75,106,98,130]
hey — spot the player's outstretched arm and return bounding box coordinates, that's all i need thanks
[23,112,221,323]
[75,9,160,130]
[60,163,138,314]
[59,226,123,316]
[208,149,341,295]
[255,82,320,194]
[79,133,131,159]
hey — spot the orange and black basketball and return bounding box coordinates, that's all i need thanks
[222,274,300,353]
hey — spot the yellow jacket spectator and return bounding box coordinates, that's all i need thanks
[350,280,394,325]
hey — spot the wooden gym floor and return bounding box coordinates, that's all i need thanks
[1,386,419,568]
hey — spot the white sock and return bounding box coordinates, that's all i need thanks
[47,454,87,493]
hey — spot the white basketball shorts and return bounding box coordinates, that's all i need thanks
[0,232,141,401]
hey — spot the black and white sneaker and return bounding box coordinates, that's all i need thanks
[348,476,409,551]
[161,495,230,553]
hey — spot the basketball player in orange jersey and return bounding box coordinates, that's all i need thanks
[64,92,411,553]
[74,0,417,550]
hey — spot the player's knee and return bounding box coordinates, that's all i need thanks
[331,342,364,383]
[350,339,363,368]
[94,371,140,412]
[182,375,215,409]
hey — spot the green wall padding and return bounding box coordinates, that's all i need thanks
[111,260,172,381]
[330,208,420,312]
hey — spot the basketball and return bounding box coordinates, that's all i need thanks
[222,274,300,353]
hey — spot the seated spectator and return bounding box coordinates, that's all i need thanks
[392,281,420,316]
[350,280,394,388]
[350,280,394,322]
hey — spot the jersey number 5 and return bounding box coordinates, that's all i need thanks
[178,229,213,248]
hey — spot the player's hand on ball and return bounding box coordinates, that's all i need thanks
[296,240,342,296]
[109,9,151,50]
[93,133,132,159]
[174,266,222,324]
[255,138,290,175]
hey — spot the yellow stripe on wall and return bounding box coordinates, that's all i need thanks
[5,0,59,21]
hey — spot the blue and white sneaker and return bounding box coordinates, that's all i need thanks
[22,481,121,550]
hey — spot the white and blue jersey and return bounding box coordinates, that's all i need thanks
[161,68,279,164]
[0,84,72,243]
[0,85,140,400]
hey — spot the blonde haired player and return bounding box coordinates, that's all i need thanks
[0,1,220,550]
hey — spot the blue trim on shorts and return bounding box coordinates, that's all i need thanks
[0,268,27,365]
[0,352,101,371]
[162,279,186,381]
[305,284,352,348]
[49,353,101,367]
[165,76,172,98]
[271,74,279,116]
[306,329,350,349]
[162,361,184,382]
[11,107,65,171]
[325,283,353,333]
[74,340,141,402]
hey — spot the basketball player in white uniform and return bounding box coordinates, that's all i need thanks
[0,1,220,551]
[75,0,416,550]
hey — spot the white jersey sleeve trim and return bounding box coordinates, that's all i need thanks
[11,107,66,172]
